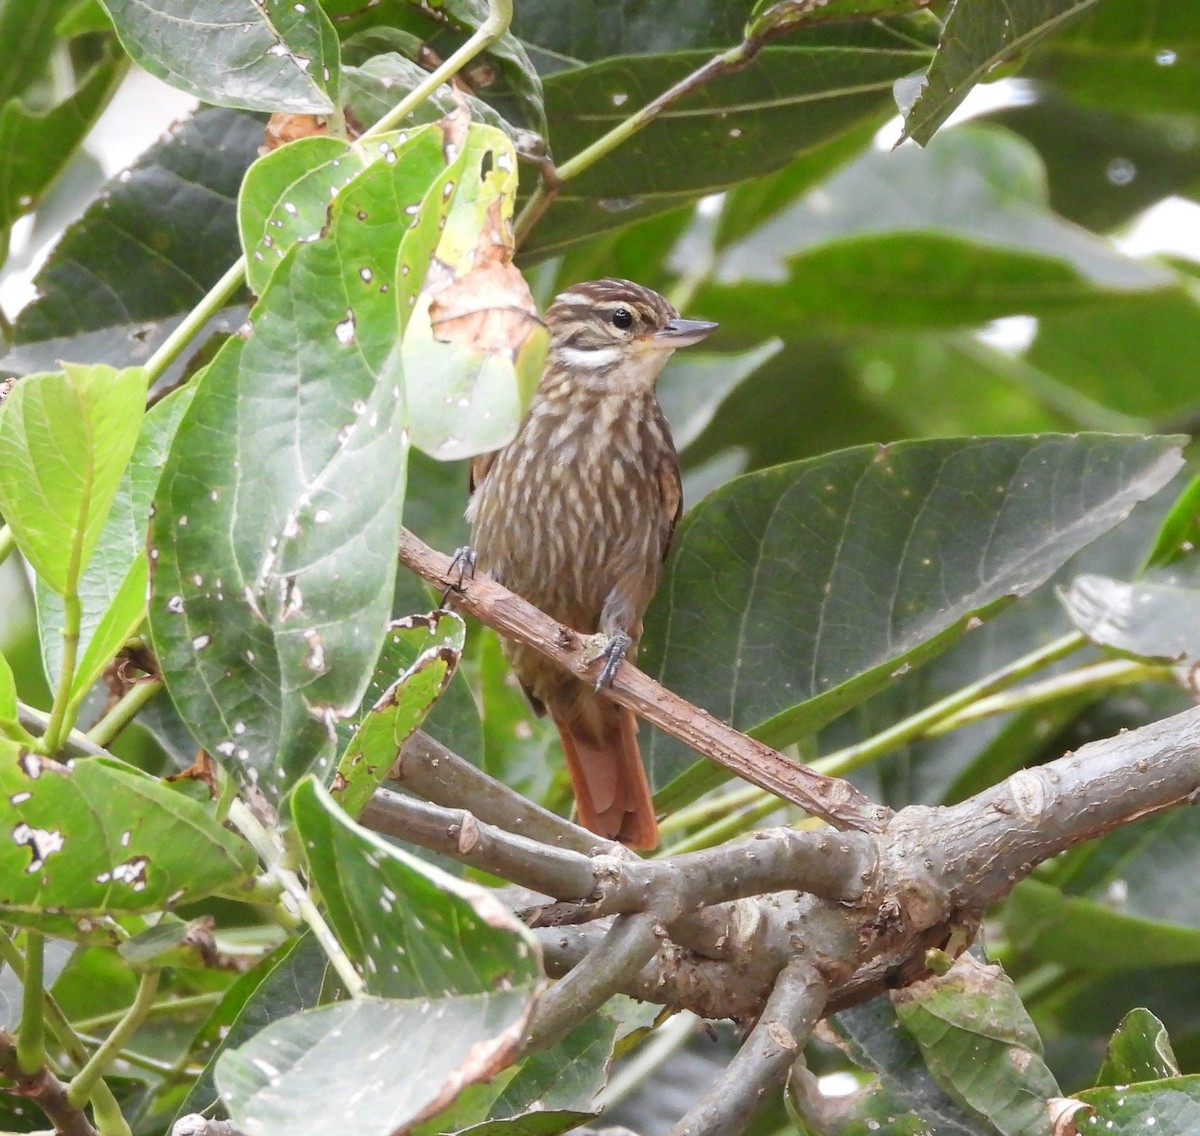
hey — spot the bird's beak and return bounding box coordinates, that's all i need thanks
[651,318,719,349]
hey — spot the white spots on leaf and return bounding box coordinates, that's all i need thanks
[177,514,188,526]
[496,151,513,173]
[18,753,42,779]
[192,573,204,588]
[728,126,743,138]
[234,721,247,735]
[282,201,299,216]
[611,92,628,107]
[9,791,31,805]
[12,823,65,873]
[95,855,150,891]
[351,398,368,416]
[302,628,327,673]
[1156,48,1177,66]
[359,266,373,283]
[280,577,304,621]
[210,488,220,502]
[335,310,357,345]
[217,741,235,756]
[404,203,419,217]
[442,181,455,199]
[1106,157,1136,186]
[192,634,212,651]
[120,830,132,847]
[314,508,331,524]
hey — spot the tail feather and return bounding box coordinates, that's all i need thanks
[550,695,658,849]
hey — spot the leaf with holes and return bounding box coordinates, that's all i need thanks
[148,157,419,798]
[100,0,339,113]
[239,128,436,295]
[641,434,1183,787]
[291,777,542,998]
[331,611,465,818]
[0,741,255,937]
[0,363,148,598]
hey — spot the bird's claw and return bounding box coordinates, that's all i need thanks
[583,630,633,692]
[440,546,478,609]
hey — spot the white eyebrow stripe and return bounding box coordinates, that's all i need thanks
[553,292,590,306]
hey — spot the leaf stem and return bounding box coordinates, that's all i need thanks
[85,679,164,749]
[66,968,160,1111]
[926,657,1170,736]
[15,931,46,1074]
[142,257,248,386]
[40,590,82,755]
[358,0,514,141]
[227,798,366,997]
[812,632,1090,778]
[71,990,223,1034]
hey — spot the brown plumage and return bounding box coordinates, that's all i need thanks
[467,279,718,848]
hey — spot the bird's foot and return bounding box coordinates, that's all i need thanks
[582,630,633,692]
[440,545,478,609]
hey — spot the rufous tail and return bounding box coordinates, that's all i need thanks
[550,694,658,849]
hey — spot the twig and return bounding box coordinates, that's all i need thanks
[522,913,662,1053]
[398,529,888,833]
[86,678,164,749]
[66,969,160,1109]
[385,729,604,853]
[670,961,826,1136]
[0,1028,99,1136]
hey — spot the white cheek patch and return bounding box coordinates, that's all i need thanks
[558,345,622,371]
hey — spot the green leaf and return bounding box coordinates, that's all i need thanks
[1097,1009,1180,1087]
[0,55,124,236]
[902,0,1101,145]
[216,992,533,1136]
[892,954,1060,1136]
[290,778,541,998]
[38,384,195,700]
[402,124,548,460]
[642,434,1183,785]
[99,0,339,113]
[0,741,256,932]
[239,130,421,296]
[1143,476,1200,573]
[0,651,16,729]
[149,153,417,800]
[524,35,930,258]
[696,126,1173,339]
[1060,573,1200,663]
[13,107,260,347]
[331,611,465,819]
[831,998,988,1134]
[170,932,329,1126]
[746,0,926,38]
[1076,1076,1200,1135]
[0,363,148,596]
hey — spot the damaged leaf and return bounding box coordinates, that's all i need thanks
[331,610,465,818]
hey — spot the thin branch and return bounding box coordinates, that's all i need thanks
[66,969,160,1109]
[0,1031,99,1136]
[398,529,888,833]
[522,913,662,1053]
[670,960,826,1136]
[385,729,604,853]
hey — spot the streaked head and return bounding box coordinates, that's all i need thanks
[544,278,718,388]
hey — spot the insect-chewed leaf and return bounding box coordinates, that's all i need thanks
[0,741,255,939]
[331,610,466,818]
[403,122,548,461]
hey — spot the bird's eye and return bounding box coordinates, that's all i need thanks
[611,307,634,330]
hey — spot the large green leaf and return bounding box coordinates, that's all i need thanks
[148,153,419,798]
[37,384,195,701]
[695,126,1173,340]
[902,0,1101,145]
[216,991,533,1136]
[99,0,339,113]
[0,54,123,238]
[641,434,1183,786]
[290,778,541,999]
[0,363,147,597]
[0,741,255,931]
[1097,1009,1180,1086]
[12,107,260,347]
[1077,1077,1200,1136]
[523,32,931,258]
[892,955,1060,1136]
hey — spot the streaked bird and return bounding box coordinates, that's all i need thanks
[467,279,717,848]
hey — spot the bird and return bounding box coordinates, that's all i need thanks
[466,278,718,849]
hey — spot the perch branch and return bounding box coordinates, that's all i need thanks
[397,529,888,833]
[0,1029,98,1136]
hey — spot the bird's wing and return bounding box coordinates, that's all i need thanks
[468,451,497,496]
[657,451,683,563]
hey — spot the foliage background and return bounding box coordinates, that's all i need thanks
[2,1,1200,1134]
